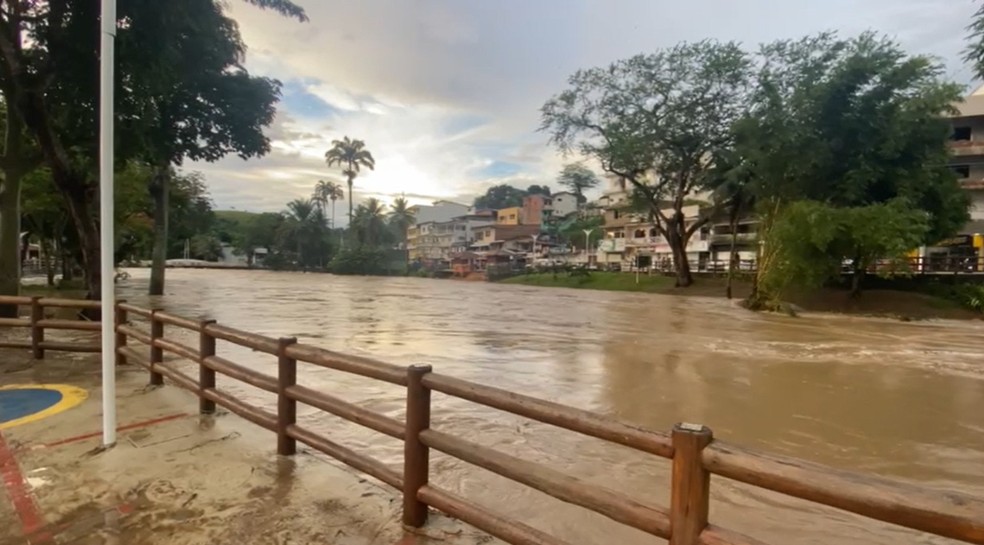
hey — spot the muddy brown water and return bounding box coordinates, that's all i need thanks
[114,268,984,545]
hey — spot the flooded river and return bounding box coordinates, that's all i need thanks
[117,268,984,545]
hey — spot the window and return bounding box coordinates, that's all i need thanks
[614,231,625,239]
[951,165,971,179]
[634,229,646,238]
[613,210,621,219]
[649,227,658,237]
[509,214,516,220]
[953,126,972,141]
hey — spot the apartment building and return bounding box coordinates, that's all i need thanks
[948,89,984,222]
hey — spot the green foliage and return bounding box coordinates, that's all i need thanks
[388,197,415,243]
[329,247,388,275]
[526,184,551,196]
[541,40,752,286]
[759,200,929,299]
[473,184,528,209]
[325,136,375,220]
[558,216,604,250]
[930,283,984,313]
[966,2,984,80]
[189,234,223,261]
[556,163,598,203]
[350,198,392,247]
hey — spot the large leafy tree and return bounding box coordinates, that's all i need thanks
[473,184,528,209]
[556,163,598,205]
[541,41,752,287]
[0,0,305,306]
[351,198,389,247]
[121,0,293,296]
[325,137,375,223]
[739,33,966,302]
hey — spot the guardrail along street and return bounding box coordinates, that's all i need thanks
[1,297,982,544]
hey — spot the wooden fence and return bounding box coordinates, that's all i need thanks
[1,295,983,545]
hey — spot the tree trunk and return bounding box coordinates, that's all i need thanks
[0,169,21,317]
[42,239,55,287]
[0,96,25,317]
[665,216,693,287]
[850,257,865,298]
[725,208,740,300]
[149,167,169,295]
[347,176,354,225]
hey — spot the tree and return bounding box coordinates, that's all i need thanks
[473,184,527,209]
[542,41,752,287]
[526,184,551,196]
[325,137,375,223]
[388,197,415,246]
[556,163,598,205]
[313,179,344,228]
[351,198,389,247]
[738,33,967,302]
[119,0,288,296]
[0,0,304,306]
[966,2,984,80]
[278,198,328,268]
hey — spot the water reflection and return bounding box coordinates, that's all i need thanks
[118,269,984,544]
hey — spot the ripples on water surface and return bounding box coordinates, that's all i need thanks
[117,269,984,545]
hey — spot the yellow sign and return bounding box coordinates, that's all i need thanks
[0,384,88,430]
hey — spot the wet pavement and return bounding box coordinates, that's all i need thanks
[0,350,500,545]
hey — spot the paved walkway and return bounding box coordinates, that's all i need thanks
[0,350,499,545]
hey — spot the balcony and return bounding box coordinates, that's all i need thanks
[950,140,984,157]
[710,232,758,245]
[960,178,984,190]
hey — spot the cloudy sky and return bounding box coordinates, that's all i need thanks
[193,0,978,220]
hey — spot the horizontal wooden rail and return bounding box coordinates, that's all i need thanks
[422,373,674,458]
[117,345,149,368]
[38,297,100,309]
[154,311,202,332]
[702,443,984,544]
[116,324,152,346]
[153,338,200,362]
[698,525,769,545]
[418,485,573,545]
[201,355,277,392]
[0,340,32,350]
[204,323,279,354]
[286,384,404,439]
[285,344,407,385]
[154,362,200,393]
[37,319,100,331]
[118,302,153,318]
[0,295,31,305]
[420,428,672,539]
[39,340,100,353]
[202,387,278,431]
[0,317,30,327]
[286,423,403,489]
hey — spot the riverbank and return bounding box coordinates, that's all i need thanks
[501,272,981,320]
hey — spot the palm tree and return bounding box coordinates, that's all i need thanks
[351,198,388,246]
[325,136,375,224]
[313,179,344,228]
[388,196,415,247]
[281,198,322,267]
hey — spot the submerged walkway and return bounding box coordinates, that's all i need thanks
[0,350,496,545]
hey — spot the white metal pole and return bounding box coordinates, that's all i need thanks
[99,0,117,447]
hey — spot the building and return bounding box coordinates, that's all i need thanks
[407,213,495,266]
[521,193,551,225]
[408,200,470,224]
[471,224,540,253]
[550,191,579,218]
[496,207,522,225]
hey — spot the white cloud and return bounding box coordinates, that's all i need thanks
[190,0,977,217]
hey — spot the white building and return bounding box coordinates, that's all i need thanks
[550,191,579,218]
[408,200,470,224]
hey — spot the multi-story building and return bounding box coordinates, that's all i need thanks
[407,212,496,266]
[521,193,551,225]
[948,89,984,222]
[550,191,579,218]
[496,207,522,225]
[408,200,470,224]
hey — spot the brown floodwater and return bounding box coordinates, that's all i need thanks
[117,268,984,545]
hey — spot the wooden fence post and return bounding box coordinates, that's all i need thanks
[30,296,43,359]
[402,364,432,527]
[277,337,298,455]
[114,301,127,367]
[669,423,713,545]
[198,320,217,414]
[149,310,164,386]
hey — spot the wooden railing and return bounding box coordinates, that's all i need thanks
[0,295,101,357]
[2,300,983,544]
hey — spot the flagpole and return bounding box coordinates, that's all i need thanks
[100,0,117,447]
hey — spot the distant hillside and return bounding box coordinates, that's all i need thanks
[215,210,263,223]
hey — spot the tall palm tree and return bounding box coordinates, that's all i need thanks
[388,196,415,247]
[351,198,388,246]
[281,198,321,266]
[313,179,344,228]
[325,136,375,224]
